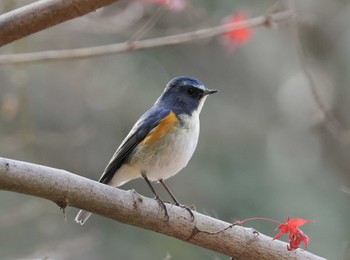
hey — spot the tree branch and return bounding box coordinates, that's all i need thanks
[0,156,325,259]
[0,10,295,65]
[0,0,121,47]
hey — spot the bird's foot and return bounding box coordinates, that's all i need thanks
[154,196,169,221]
[176,203,195,221]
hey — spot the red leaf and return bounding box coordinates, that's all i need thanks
[273,216,314,250]
[234,216,314,251]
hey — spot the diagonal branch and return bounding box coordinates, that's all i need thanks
[0,156,325,259]
[0,10,295,65]
[0,0,121,47]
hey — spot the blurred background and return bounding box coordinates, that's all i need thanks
[1,0,350,259]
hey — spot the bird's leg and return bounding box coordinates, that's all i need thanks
[159,179,195,221]
[142,174,169,221]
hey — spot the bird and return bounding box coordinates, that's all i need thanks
[75,76,217,225]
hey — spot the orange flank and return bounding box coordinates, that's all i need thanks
[142,111,179,145]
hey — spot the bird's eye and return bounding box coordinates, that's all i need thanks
[186,87,195,96]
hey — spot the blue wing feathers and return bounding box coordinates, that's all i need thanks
[98,107,171,184]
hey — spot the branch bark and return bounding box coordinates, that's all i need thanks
[0,156,325,259]
[0,0,120,47]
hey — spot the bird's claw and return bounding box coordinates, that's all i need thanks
[154,196,169,221]
[154,196,195,222]
[176,203,195,221]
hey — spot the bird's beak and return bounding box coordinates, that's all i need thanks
[204,89,218,95]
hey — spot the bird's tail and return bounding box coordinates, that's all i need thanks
[75,168,133,225]
[75,210,93,225]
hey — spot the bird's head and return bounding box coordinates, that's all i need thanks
[156,77,218,116]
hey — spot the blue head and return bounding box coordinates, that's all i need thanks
[155,77,218,116]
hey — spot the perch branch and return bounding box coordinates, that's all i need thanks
[0,156,325,259]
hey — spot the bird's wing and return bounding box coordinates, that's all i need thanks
[98,106,174,184]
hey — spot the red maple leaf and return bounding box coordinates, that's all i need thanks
[273,216,314,251]
[222,12,253,52]
[235,216,314,251]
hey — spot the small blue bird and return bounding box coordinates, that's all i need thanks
[75,76,217,224]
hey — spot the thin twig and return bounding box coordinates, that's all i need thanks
[286,1,350,144]
[0,10,295,65]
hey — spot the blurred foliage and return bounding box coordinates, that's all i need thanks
[1,0,350,259]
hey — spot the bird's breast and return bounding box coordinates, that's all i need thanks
[131,113,200,181]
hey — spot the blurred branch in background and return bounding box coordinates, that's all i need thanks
[0,0,121,47]
[0,9,295,64]
[0,156,325,260]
